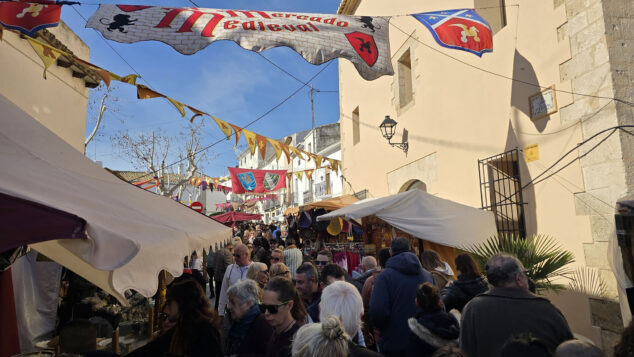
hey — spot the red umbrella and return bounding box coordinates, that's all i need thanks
[211,211,262,227]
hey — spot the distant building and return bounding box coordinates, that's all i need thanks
[236,123,342,222]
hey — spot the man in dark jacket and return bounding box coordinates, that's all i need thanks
[368,237,434,356]
[213,242,234,311]
[460,253,573,357]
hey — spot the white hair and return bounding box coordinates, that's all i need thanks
[226,279,259,307]
[319,281,363,338]
[361,256,377,271]
[292,315,348,357]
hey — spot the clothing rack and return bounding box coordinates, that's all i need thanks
[325,242,364,274]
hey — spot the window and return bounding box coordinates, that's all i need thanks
[474,0,506,34]
[478,149,526,238]
[352,107,360,145]
[398,50,413,107]
[308,143,312,153]
[326,171,331,195]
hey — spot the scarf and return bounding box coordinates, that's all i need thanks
[226,304,261,355]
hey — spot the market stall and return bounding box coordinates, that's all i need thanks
[0,94,231,353]
[211,211,262,227]
[317,189,498,268]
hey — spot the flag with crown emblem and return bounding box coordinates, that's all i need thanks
[412,9,493,57]
[228,167,286,194]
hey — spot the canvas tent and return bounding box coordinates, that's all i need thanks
[317,189,497,248]
[0,94,231,303]
[283,194,359,215]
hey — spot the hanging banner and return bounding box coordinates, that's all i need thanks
[412,9,492,57]
[0,0,64,36]
[86,5,394,80]
[228,167,287,194]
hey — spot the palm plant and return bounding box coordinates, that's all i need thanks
[461,234,575,292]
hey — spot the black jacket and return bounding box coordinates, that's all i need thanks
[348,340,381,357]
[460,287,573,357]
[440,274,489,312]
[407,311,459,357]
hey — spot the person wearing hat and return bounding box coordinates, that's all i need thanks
[368,237,434,357]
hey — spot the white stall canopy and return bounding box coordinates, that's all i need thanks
[317,189,497,248]
[0,94,231,303]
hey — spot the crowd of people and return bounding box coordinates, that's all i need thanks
[55,223,634,357]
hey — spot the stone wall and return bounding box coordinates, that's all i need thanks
[559,0,632,353]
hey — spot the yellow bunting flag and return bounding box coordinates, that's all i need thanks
[268,139,282,161]
[256,135,268,159]
[290,146,304,160]
[329,159,339,174]
[167,98,186,117]
[314,155,323,169]
[305,169,313,180]
[280,144,291,164]
[286,173,292,181]
[119,74,140,85]
[212,116,232,140]
[229,124,242,148]
[243,129,257,155]
[187,105,207,123]
[27,38,62,79]
[137,85,164,99]
[294,171,304,181]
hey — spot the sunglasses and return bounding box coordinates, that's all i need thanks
[233,253,243,257]
[259,300,291,314]
[271,257,281,262]
[315,261,328,266]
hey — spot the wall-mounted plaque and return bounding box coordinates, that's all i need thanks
[529,86,558,120]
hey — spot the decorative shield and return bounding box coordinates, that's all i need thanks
[345,31,379,67]
[237,172,256,191]
[263,172,280,191]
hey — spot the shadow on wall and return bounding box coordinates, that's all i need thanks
[510,50,550,133]
[504,120,538,236]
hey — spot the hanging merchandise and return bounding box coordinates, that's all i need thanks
[327,217,343,236]
[412,9,493,57]
[86,5,394,81]
[228,167,286,194]
[0,0,70,36]
[299,211,312,229]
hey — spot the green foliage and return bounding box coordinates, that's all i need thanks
[461,234,575,292]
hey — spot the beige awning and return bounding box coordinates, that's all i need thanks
[284,194,359,216]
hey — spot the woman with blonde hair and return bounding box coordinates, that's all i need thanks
[292,315,349,357]
[270,262,292,280]
[246,262,269,289]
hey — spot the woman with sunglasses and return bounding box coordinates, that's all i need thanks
[127,276,223,357]
[246,262,269,289]
[225,279,274,357]
[270,263,292,281]
[262,277,308,357]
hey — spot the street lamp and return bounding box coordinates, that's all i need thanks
[379,115,408,155]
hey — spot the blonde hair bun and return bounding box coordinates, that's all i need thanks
[321,315,346,340]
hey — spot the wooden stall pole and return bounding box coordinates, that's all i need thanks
[112,327,120,354]
[147,304,154,339]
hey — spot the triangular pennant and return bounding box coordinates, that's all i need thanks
[187,105,206,123]
[137,85,164,99]
[305,169,313,180]
[329,159,339,174]
[294,171,304,181]
[256,135,267,159]
[289,146,304,160]
[212,116,232,140]
[27,37,62,79]
[242,130,257,155]
[73,57,111,87]
[286,173,292,181]
[314,155,323,169]
[280,144,291,164]
[167,97,186,117]
[229,124,243,148]
[268,139,282,161]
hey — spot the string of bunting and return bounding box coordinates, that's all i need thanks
[10,28,343,174]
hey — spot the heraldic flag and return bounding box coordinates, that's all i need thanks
[228,167,287,194]
[412,9,492,57]
[0,0,69,36]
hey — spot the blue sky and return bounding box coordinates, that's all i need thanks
[63,0,342,177]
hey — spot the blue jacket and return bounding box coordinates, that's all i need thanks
[369,251,434,354]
